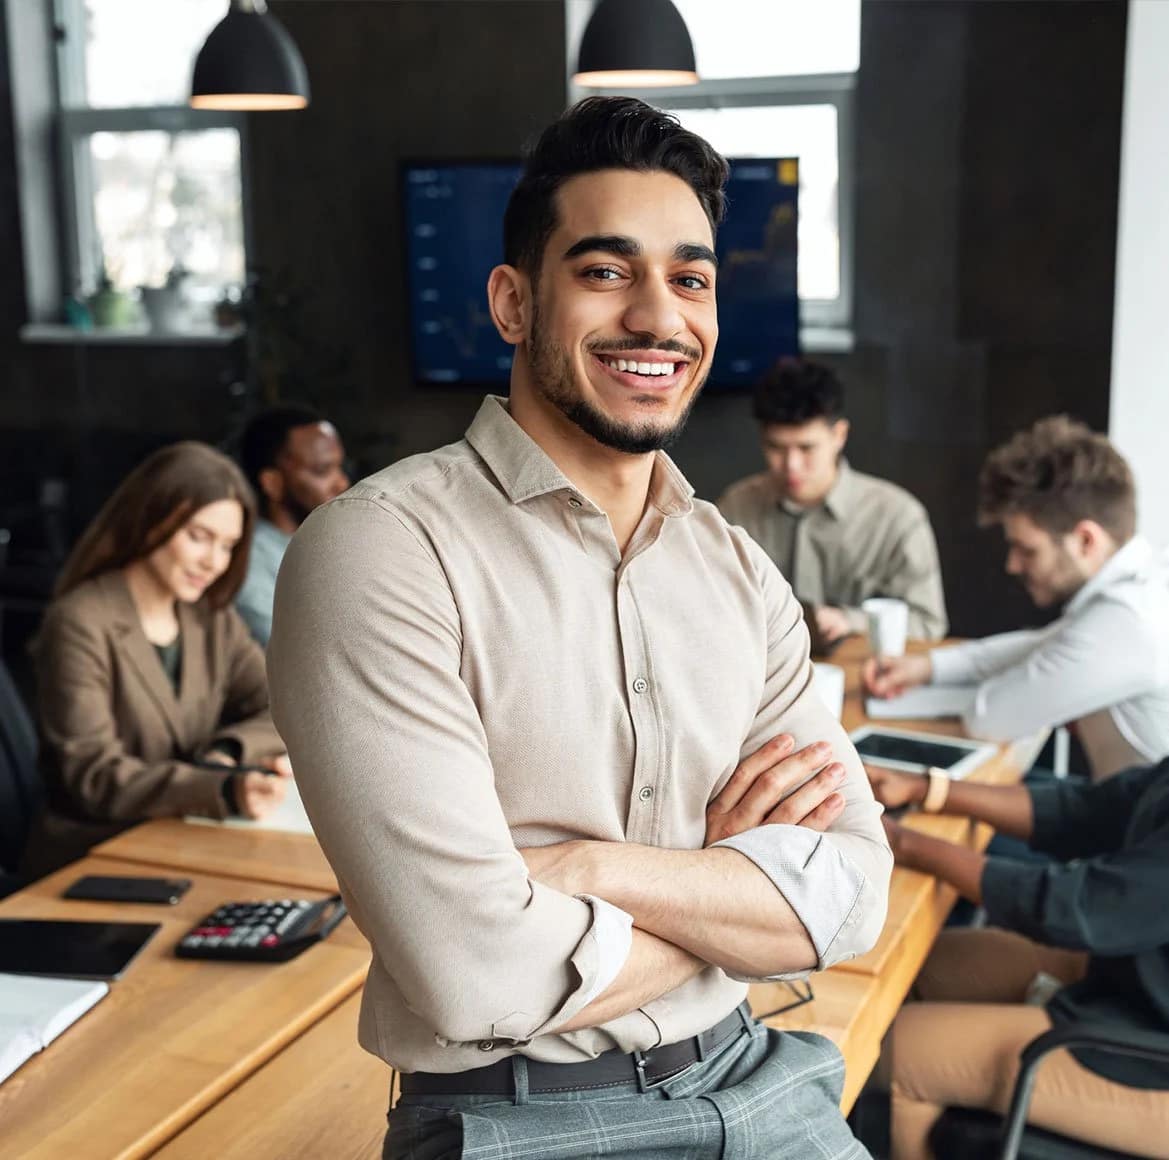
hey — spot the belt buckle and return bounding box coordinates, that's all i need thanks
[633,1048,696,1094]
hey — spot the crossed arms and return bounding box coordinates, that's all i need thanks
[268,499,891,1045]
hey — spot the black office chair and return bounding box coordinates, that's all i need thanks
[0,656,39,896]
[928,1023,1169,1159]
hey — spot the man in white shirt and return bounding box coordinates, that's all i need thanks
[865,415,1169,781]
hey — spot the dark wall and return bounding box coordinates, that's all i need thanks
[672,0,1126,636]
[246,0,568,469]
[0,0,1127,642]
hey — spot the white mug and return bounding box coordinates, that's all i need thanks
[812,662,846,721]
[863,597,909,658]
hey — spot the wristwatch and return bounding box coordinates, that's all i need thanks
[921,767,951,814]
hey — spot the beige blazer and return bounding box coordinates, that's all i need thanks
[23,570,284,875]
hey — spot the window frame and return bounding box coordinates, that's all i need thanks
[52,0,250,301]
[565,0,857,344]
[647,73,856,333]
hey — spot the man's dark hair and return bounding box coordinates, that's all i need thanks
[239,404,325,498]
[752,359,845,427]
[978,414,1136,543]
[503,96,729,277]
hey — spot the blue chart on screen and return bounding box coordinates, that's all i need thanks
[402,159,799,389]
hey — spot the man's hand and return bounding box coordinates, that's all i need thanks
[704,734,845,845]
[814,605,852,644]
[862,652,932,699]
[866,764,928,810]
[232,768,290,820]
[881,814,917,863]
[881,814,985,904]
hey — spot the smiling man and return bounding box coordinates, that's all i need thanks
[269,98,888,1160]
[865,415,1169,782]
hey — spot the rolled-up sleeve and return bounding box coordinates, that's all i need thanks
[721,535,893,972]
[268,497,627,1045]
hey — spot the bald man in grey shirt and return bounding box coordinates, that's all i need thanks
[718,360,947,647]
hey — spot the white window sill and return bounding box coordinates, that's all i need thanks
[800,326,854,354]
[20,323,245,346]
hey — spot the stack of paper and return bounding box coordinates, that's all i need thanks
[864,684,977,721]
[0,973,108,1084]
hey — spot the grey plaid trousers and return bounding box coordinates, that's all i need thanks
[384,1011,871,1159]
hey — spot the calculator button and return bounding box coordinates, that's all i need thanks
[261,934,279,947]
[276,912,299,935]
[204,936,224,947]
[184,936,204,947]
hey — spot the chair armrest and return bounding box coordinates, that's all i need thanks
[1020,1022,1169,1070]
[1000,1022,1169,1160]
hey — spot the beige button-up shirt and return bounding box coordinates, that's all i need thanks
[717,462,948,640]
[269,397,890,1073]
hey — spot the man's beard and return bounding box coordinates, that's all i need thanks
[526,305,705,455]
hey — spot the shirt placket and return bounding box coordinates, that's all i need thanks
[615,568,663,845]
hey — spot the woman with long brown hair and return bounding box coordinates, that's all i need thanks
[23,441,290,876]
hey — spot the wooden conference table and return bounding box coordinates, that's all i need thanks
[2,637,1042,1157]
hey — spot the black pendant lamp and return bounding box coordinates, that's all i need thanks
[573,0,699,88]
[190,0,310,111]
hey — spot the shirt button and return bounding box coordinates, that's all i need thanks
[638,786,654,802]
[478,1039,495,1052]
[567,496,583,508]
[632,677,649,694]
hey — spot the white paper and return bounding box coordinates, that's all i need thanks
[184,776,315,835]
[864,684,977,721]
[0,973,108,1084]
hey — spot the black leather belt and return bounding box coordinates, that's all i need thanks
[400,1002,752,1097]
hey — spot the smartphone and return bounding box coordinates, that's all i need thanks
[64,875,192,905]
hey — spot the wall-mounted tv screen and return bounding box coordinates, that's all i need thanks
[402,158,799,389]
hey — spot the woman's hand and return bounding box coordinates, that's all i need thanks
[232,768,289,819]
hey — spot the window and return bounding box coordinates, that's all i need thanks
[53,0,247,328]
[568,0,860,337]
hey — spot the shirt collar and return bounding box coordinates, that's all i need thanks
[779,457,855,520]
[1066,535,1155,614]
[465,395,694,518]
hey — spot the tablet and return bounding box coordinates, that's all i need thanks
[849,725,997,779]
[0,920,160,980]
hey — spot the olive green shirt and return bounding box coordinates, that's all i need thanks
[717,460,948,641]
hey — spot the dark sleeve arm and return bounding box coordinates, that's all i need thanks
[982,793,1169,955]
[1027,764,1163,860]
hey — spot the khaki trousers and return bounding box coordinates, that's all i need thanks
[889,928,1169,1159]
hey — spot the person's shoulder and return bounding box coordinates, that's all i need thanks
[848,468,932,527]
[345,438,483,509]
[298,440,481,536]
[688,497,780,587]
[717,471,772,510]
[41,573,121,636]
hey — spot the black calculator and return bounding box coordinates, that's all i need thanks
[175,894,347,962]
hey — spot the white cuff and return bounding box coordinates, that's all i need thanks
[571,894,634,1007]
[929,642,977,686]
[712,825,867,975]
